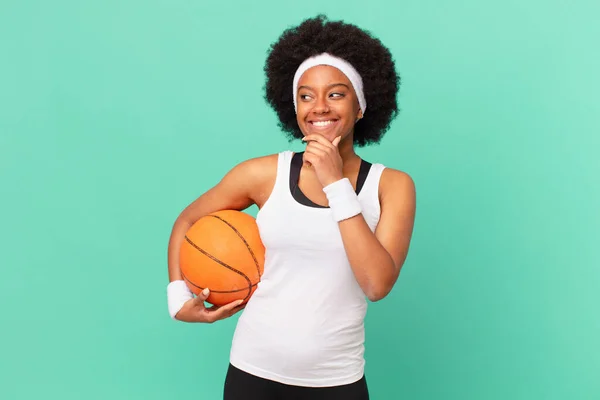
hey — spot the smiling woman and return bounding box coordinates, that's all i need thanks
[264,15,400,148]
[297,65,361,143]
[166,14,416,400]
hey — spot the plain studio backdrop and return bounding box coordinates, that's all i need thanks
[1,0,598,399]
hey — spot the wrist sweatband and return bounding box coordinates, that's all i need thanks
[323,178,362,222]
[167,280,193,319]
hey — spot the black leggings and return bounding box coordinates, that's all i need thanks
[223,364,370,400]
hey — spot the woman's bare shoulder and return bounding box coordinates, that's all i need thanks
[227,153,280,185]
[237,153,280,173]
[224,152,283,208]
[378,166,416,206]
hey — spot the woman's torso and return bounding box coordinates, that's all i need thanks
[229,150,386,387]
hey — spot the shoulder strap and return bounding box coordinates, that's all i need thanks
[289,152,327,208]
[290,152,373,208]
[356,159,372,195]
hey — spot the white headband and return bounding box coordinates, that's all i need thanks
[292,53,366,115]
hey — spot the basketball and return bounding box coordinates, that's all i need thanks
[179,210,265,306]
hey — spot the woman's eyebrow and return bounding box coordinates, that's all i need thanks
[298,83,350,91]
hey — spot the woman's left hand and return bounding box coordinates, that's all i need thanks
[302,134,344,187]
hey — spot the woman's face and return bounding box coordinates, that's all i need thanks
[296,65,362,143]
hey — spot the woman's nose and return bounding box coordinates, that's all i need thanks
[312,96,330,114]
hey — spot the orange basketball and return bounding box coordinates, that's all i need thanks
[179,210,265,306]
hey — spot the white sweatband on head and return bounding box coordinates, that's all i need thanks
[293,53,366,115]
[323,178,362,222]
[167,280,194,319]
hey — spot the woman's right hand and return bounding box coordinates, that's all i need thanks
[174,288,245,323]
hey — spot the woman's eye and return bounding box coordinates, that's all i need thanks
[300,93,344,101]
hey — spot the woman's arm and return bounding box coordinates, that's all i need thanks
[302,134,416,302]
[337,169,416,301]
[166,154,277,321]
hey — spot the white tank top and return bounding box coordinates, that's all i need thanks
[229,150,386,387]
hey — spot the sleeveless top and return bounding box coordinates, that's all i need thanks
[229,150,387,387]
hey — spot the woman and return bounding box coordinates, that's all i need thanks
[166,15,416,400]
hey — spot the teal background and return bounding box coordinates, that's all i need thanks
[1,0,599,399]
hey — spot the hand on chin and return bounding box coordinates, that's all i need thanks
[301,134,343,187]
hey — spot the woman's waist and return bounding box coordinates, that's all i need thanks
[236,296,366,343]
[231,310,366,371]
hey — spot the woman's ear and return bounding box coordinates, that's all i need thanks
[356,109,363,122]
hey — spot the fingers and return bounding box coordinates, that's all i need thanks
[305,142,329,157]
[194,287,210,304]
[303,151,319,167]
[304,139,335,157]
[220,299,245,313]
[176,289,246,323]
[223,302,246,317]
[303,138,339,168]
[302,143,324,167]
[303,134,341,149]
[207,298,244,312]
[303,135,342,155]
[302,134,337,148]
[205,299,245,323]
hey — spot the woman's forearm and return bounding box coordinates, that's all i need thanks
[338,215,399,301]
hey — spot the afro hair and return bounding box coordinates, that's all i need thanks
[264,14,400,147]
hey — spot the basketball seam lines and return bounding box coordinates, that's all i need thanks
[181,275,258,293]
[183,235,253,300]
[209,215,262,280]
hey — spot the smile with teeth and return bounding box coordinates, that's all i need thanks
[310,120,337,127]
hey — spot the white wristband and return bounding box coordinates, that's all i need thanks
[167,280,194,319]
[323,177,362,222]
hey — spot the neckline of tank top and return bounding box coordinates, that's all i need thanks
[289,151,372,209]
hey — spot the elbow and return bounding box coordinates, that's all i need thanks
[367,293,385,302]
[365,284,392,302]
[364,265,401,302]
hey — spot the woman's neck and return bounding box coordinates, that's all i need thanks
[337,133,361,167]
